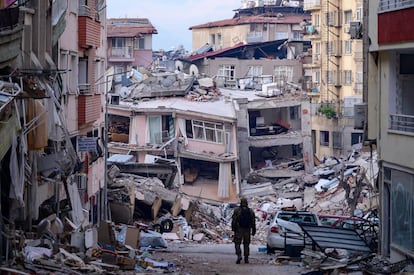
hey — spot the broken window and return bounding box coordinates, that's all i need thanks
[218,64,235,81]
[274,66,293,82]
[247,66,263,77]
[320,130,329,146]
[351,132,363,145]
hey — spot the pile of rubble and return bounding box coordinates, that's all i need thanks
[186,77,222,102]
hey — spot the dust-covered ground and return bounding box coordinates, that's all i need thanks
[149,242,308,275]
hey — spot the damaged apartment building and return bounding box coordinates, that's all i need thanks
[106,45,314,202]
[0,0,107,260]
[105,0,315,201]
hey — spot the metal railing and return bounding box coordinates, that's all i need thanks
[111,46,132,58]
[379,0,414,12]
[390,114,414,133]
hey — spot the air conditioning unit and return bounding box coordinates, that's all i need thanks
[76,174,87,190]
[350,22,362,39]
[262,83,282,96]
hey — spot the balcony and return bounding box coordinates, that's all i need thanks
[109,46,135,62]
[305,83,320,96]
[304,0,321,10]
[78,5,101,49]
[304,25,321,40]
[390,114,414,133]
[379,0,414,12]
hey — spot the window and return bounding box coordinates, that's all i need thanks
[320,131,329,146]
[355,6,362,22]
[210,34,215,45]
[326,11,339,26]
[217,33,222,47]
[275,32,288,40]
[292,31,303,40]
[290,106,301,120]
[344,70,352,85]
[345,40,352,54]
[383,168,414,252]
[314,13,320,27]
[218,65,235,81]
[351,132,363,145]
[274,66,293,82]
[333,132,342,149]
[134,38,145,49]
[112,38,125,48]
[247,66,263,77]
[314,71,320,84]
[188,120,224,143]
[326,71,333,85]
[344,10,352,25]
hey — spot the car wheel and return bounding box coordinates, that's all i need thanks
[152,223,163,233]
[266,244,275,254]
[161,218,174,233]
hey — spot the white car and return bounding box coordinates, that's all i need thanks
[266,210,320,254]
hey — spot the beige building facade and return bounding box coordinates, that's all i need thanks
[304,0,364,159]
[367,0,414,262]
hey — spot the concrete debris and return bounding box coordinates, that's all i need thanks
[3,146,382,274]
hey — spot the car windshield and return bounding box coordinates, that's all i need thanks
[277,213,317,225]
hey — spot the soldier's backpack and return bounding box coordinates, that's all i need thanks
[238,207,251,228]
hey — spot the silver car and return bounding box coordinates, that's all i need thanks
[266,210,320,254]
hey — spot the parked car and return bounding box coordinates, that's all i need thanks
[266,210,320,254]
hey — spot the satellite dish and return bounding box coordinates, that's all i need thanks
[175,60,184,71]
[119,86,130,98]
[189,64,199,77]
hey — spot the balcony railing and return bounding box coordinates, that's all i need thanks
[379,0,414,12]
[304,0,321,9]
[390,113,414,133]
[111,46,132,58]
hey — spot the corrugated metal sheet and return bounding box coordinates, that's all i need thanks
[301,225,372,253]
[108,18,157,37]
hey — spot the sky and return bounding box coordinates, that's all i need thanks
[106,0,242,51]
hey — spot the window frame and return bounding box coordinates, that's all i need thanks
[320,130,330,146]
[189,119,224,144]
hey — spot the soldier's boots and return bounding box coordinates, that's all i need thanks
[236,256,242,264]
[244,257,249,264]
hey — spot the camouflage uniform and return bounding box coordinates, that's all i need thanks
[231,197,256,264]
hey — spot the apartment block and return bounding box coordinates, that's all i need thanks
[304,0,364,159]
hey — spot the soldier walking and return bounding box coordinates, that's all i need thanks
[231,197,256,264]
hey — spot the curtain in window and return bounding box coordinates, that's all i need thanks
[130,117,138,145]
[177,118,188,145]
[218,162,231,198]
[148,116,161,144]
